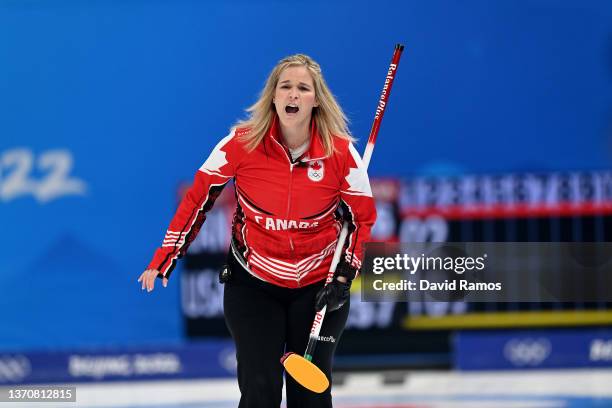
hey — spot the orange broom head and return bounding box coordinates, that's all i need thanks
[281,352,329,393]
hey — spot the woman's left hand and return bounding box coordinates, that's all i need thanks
[314,277,351,312]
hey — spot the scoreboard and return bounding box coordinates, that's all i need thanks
[397,171,612,330]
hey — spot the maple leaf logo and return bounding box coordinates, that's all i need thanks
[307,160,324,182]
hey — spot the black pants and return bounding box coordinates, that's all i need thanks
[223,253,350,408]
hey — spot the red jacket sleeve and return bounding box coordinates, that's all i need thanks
[339,143,377,274]
[147,129,238,278]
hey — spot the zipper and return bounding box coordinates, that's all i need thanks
[287,162,300,286]
[271,133,303,287]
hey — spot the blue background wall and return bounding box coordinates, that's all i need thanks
[1,0,611,350]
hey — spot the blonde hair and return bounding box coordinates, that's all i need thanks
[235,54,353,157]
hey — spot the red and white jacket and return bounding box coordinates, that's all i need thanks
[147,117,376,288]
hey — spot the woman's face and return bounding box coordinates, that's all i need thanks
[273,66,318,129]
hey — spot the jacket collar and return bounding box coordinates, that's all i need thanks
[268,114,328,162]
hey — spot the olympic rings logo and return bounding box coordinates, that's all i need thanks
[0,355,31,382]
[503,338,551,366]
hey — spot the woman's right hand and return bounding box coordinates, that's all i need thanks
[138,269,168,292]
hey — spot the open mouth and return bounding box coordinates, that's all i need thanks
[285,105,299,114]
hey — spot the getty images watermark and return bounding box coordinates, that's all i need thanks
[372,252,499,292]
[361,242,612,302]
